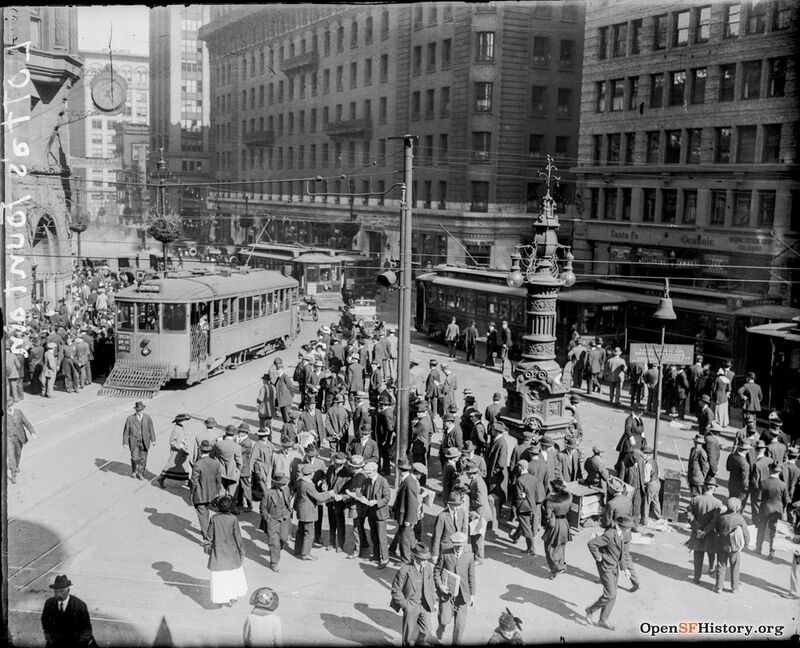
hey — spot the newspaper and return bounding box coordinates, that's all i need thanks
[441,569,460,597]
[469,516,487,536]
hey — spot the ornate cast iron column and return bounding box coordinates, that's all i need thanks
[502,156,575,441]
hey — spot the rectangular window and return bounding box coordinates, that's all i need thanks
[762,124,782,163]
[322,143,329,167]
[621,188,632,221]
[715,127,731,163]
[711,190,726,225]
[646,131,660,164]
[695,6,710,42]
[610,80,624,111]
[604,188,618,220]
[427,42,436,71]
[741,60,761,99]
[612,23,627,57]
[595,81,606,112]
[439,181,447,209]
[598,26,608,60]
[336,66,343,91]
[378,96,387,124]
[768,57,786,97]
[673,10,690,46]
[559,40,575,68]
[757,191,775,228]
[423,180,432,208]
[607,133,621,164]
[471,181,489,212]
[719,64,735,101]
[557,88,572,116]
[532,36,550,66]
[411,91,420,120]
[324,31,331,55]
[323,69,330,93]
[724,4,741,38]
[642,188,656,222]
[686,128,702,163]
[736,125,757,163]
[774,0,792,29]
[363,58,372,86]
[748,1,766,33]
[442,39,452,69]
[732,190,751,226]
[683,190,697,224]
[624,132,636,165]
[654,14,667,49]
[381,10,389,38]
[439,134,449,161]
[380,54,389,83]
[590,188,600,219]
[665,130,681,163]
[350,62,358,88]
[441,86,450,116]
[476,32,494,61]
[472,131,491,162]
[650,73,664,108]
[425,89,435,118]
[414,5,423,29]
[669,71,686,106]
[310,108,317,132]
[593,134,603,164]
[662,189,677,223]
[555,136,569,158]
[413,46,422,75]
[351,20,359,48]
[475,82,493,112]
[627,76,639,110]
[690,68,706,104]
[336,24,344,51]
[366,16,373,44]
[631,19,642,54]
[422,135,433,162]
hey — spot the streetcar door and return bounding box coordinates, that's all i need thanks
[190,302,209,361]
[416,283,426,330]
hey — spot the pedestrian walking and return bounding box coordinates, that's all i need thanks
[157,414,194,488]
[273,359,294,423]
[445,317,460,358]
[260,474,292,572]
[687,434,709,497]
[750,440,772,526]
[243,587,282,647]
[433,531,475,645]
[585,514,636,631]
[293,464,336,560]
[122,401,156,480]
[726,441,752,515]
[712,368,731,428]
[687,477,722,584]
[42,341,58,397]
[466,461,491,564]
[463,320,478,364]
[756,462,790,560]
[324,452,350,552]
[40,575,94,647]
[257,373,277,431]
[488,608,523,644]
[605,347,627,406]
[215,425,243,496]
[207,495,248,607]
[712,496,749,594]
[364,460,391,568]
[430,491,469,562]
[542,479,572,578]
[190,440,222,552]
[586,341,605,394]
[390,458,420,563]
[7,404,37,484]
[737,372,763,425]
[6,343,24,403]
[390,542,437,646]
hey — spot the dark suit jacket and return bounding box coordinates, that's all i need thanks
[367,474,392,520]
[393,474,420,525]
[601,493,632,528]
[623,414,645,438]
[557,450,583,482]
[190,456,222,504]
[391,563,437,612]
[430,508,469,558]
[294,478,334,522]
[375,408,396,447]
[759,476,789,517]
[697,406,713,435]
[412,415,433,450]
[726,453,750,492]
[434,548,475,605]
[704,433,721,472]
[122,413,155,449]
[275,373,294,408]
[261,484,292,522]
[515,472,538,513]
[588,527,627,571]
[348,437,379,464]
[527,456,549,503]
[713,512,750,553]
[687,446,710,487]
[207,512,244,570]
[486,436,509,495]
[41,595,94,647]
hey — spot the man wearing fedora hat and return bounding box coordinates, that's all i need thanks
[345,356,365,411]
[600,477,632,529]
[190,439,223,551]
[375,393,396,475]
[157,414,195,488]
[390,542,438,645]
[459,441,487,479]
[750,439,772,526]
[215,425,244,496]
[737,371,763,425]
[324,452,351,553]
[710,496,749,594]
[425,358,444,417]
[272,359,295,423]
[440,446,462,506]
[687,477,723,583]
[343,455,372,559]
[260,473,292,572]
[726,441,752,514]
[362,460,392,567]
[349,424,380,465]
[557,436,583,483]
[7,403,37,485]
[431,491,470,562]
[765,424,787,466]
[697,394,714,436]
[294,464,336,560]
[325,392,351,454]
[433,530,475,645]
[511,459,539,555]
[466,461,491,564]
[194,418,219,463]
[687,434,710,498]
[757,462,790,559]
[39,340,57,397]
[257,373,277,431]
[122,401,156,480]
[411,402,433,485]
[352,391,372,441]
[468,410,488,457]
[390,458,421,563]
[41,575,94,647]
[605,347,627,406]
[585,515,636,630]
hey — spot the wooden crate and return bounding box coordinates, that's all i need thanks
[565,482,605,530]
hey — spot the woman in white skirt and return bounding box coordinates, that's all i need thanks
[207,495,247,607]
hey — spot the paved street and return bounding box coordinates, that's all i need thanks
[7,314,799,645]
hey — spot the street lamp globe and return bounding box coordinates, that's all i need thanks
[506,253,524,288]
[561,269,576,287]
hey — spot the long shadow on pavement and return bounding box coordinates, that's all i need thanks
[95,457,133,477]
[143,507,200,546]
[353,602,398,633]
[320,612,394,645]
[151,561,213,610]
[500,583,583,625]
[357,560,394,591]
[236,403,257,412]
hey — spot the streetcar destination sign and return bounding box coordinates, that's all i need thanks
[629,343,695,365]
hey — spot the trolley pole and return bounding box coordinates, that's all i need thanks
[395,135,414,487]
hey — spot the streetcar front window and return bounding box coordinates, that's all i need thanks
[118,302,134,331]
[163,303,187,332]
[307,266,319,282]
[138,302,159,332]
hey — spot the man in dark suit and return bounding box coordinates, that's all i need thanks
[459,441,487,479]
[364,460,391,567]
[687,477,723,584]
[344,455,371,559]
[585,515,635,631]
[324,452,351,552]
[260,473,292,572]
[214,425,243,496]
[697,395,714,435]
[325,393,351,453]
[434,531,475,644]
[425,359,443,416]
[512,460,538,555]
[41,574,94,647]
[542,479,573,578]
[484,393,503,432]
[390,459,420,563]
[705,424,722,478]
[687,434,710,497]
[293,464,335,560]
[525,446,549,542]
[439,412,463,472]
[7,404,37,484]
[463,320,479,364]
[349,425,380,465]
[390,543,438,646]
[486,422,510,523]
[375,394,396,475]
[726,441,751,514]
[190,440,223,551]
[431,491,470,562]
[584,446,610,491]
[750,440,772,526]
[757,463,790,559]
[616,405,644,467]
[411,403,433,485]
[122,401,156,479]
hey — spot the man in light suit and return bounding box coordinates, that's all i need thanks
[391,458,420,563]
[214,425,243,495]
[430,491,470,562]
[122,401,156,479]
[190,439,223,551]
[390,542,438,646]
[364,460,391,568]
[434,531,475,645]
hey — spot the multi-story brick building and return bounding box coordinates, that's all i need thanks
[70,50,149,223]
[199,2,585,267]
[572,0,799,368]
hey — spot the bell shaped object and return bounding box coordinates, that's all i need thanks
[653,295,677,321]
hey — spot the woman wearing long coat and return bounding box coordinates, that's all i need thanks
[542,481,573,578]
[157,414,194,487]
[208,495,248,607]
[257,374,277,430]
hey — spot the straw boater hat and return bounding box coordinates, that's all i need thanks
[348,455,365,469]
[250,586,280,611]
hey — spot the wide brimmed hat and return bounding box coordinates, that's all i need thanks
[411,543,431,561]
[429,359,438,365]
[332,452,347,464]
[700,394,711,404]
[348,455,365,468]
[462,440,476,452]
[363,461,378,473]
[607,477,624,493]
[416,402,428,413]
[225,425,237,436]
[443,412,456,422]
[565,437,578,448]
[569,394,581,403]
[446,492,463,505]
[305,444,319,457]
[273,358,283,366]
[46,341,57,349]
[250,586,280,611]
[237,422,250,433]
[204,417,217,426]
[693,434,705,443]
[412,462,428,475]
[447,404,459,413]
[755,440,767,449]
[289,410,301,420]
[300,464,314,476]
[216,495,235,513]
[272,474,289,486]
[49,575,72,590]
[450,531,468,546]
[281,433,296,447]
[540,435,554,448]
[787,447,799,457]
[499,608,522,633]
[379,395,392,406]
[261,373,271,380]
[334,393,345,403]
[134,401,146,410]
[704,476,717,487]
[465,462,479,474]
[257,428,271,437]
[199,439,213,452]
[398,458,412,471]
[493,421,508,434]
[444,446,461,459]
[172,413,191,424]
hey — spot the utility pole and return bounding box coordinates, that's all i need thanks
[395,135,414,486]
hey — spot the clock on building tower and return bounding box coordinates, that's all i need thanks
[90,65,127,114]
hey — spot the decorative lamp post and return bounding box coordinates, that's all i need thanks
[148,149,180,272]
[652,279,677,461]
[502,156,576,442]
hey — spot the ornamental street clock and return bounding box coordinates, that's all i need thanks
[90,65,127,114]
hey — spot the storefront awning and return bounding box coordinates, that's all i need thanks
[558,289,629,305]
[746,322,800,342]
[735,304,800,321]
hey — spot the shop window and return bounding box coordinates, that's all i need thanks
[715,127,731,163]
[661,189,677,223]
[762,124,782,163]
[719,64,735,101]
[741,60,761,100]
[757,191,775,228]
[732,190,751,227]
[711,191,726,225]
[682,190,697,224]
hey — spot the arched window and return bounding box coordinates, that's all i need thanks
[136,69,147,86]
[31,213,58,247]
[122,67,133,82]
